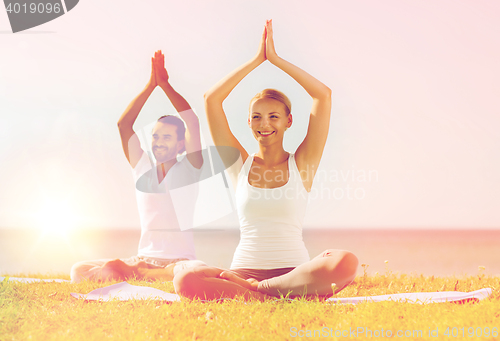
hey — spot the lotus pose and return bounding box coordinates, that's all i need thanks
[174,21,358,300]
[70,51,205,283]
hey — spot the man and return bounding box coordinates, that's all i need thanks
[70,51,205,282]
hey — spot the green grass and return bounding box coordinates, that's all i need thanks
[1,270,499,341]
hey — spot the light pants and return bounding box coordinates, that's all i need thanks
[70,255,205,283]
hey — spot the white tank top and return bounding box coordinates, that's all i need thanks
[230,153,310,269]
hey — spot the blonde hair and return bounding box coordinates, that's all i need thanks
[249,89,291,116]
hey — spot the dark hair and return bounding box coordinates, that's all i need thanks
[156,115,186,153]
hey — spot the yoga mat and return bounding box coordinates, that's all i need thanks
[0,276,70,283]
[71,282,492,304]
[327,288,492,304]
[70,282,181,302]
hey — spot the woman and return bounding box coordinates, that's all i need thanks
[174,20,358,300]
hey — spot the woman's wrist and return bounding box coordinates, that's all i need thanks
[268,55,284,67]
[250,54,266,67]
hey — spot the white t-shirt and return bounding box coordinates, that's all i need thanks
[132,151,202,259]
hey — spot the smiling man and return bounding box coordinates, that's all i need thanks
[70,51,205,282]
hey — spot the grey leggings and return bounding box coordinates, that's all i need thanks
[174,249,358,299]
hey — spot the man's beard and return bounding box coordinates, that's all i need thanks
[153,147,176,163]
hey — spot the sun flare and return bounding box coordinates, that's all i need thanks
[35,198,78,237]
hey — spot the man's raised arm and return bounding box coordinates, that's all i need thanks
[155,51,203,169]
[117,57,157,168]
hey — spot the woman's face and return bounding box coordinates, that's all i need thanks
[248,98,292,145]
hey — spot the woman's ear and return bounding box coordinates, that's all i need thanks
[287,113,293,128]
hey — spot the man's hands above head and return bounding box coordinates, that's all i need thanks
[146,50,170,90]
[154,50,170,89]
[146,55,157,91]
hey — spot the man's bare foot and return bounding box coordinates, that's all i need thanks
[135,263,175,281]
[101,259,145,281]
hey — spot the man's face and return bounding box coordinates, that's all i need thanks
[151,122,184,163]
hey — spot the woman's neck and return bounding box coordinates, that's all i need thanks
[255,144,289,167]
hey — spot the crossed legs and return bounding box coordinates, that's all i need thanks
[174,249,358,300]
[258,249,358,297]
[174,266,269,300]
[70,257,206,283]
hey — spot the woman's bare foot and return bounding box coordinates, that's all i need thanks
[219,271,260,291]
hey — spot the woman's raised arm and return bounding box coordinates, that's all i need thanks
[265,20,332,191]
[204,26,267,164]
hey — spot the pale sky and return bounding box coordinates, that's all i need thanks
[0,0,499,230]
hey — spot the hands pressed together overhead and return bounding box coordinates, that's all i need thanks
[148,19,278,90]
[256,19,279,64]
[148,50,170,89]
